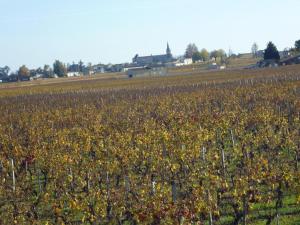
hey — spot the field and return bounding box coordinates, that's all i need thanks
[0,65,300,224]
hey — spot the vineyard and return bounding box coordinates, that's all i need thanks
[0,65,300,224]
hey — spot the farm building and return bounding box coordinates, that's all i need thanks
[127,66,168,78]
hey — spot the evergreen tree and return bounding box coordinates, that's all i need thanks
[295,40,300,51]
[264,42,280,60]
[53,60,67,77]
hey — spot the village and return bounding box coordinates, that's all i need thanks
[1,41,300,83]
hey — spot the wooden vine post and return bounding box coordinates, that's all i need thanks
[11,159,16,192]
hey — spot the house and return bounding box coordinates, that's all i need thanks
[279,50,291,59]
[172,58,193,67]
[67,72,80,77]
[132,43,176,66]
[31,73,44,80]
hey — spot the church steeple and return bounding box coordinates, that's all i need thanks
[166,42,172,56]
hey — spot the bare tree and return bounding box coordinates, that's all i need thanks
[251,42,259,58]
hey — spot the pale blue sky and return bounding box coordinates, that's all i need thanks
[0,0,299,71]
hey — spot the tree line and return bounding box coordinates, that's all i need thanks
[184,43,227,63]
[252,40,300,60]
[184,39,300,63]
[0,60,88,82]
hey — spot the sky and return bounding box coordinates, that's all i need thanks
[0,0,299,71]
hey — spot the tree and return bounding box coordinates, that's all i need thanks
[295,40,300,51]
[251,43,259,58]
[43,65,54,78]
[228,48,233,58]
[210,50,218,60]
[192,51,201,63]
[79,60,84,73]
[44,64,50,72]
[18,65,30,80]
[199,49,210,61]
[216,49,227,60]
[53,60,67,77]
[3,66,10,75]
[185,43,199,58]
[0,66,10,78]
[210,49,227,62]
[264,42,280,61]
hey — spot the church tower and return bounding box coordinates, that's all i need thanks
[166,42,172,57]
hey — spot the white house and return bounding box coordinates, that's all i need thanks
[172,58,194,67]
[67,72,80,77]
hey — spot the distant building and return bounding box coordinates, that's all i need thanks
[133,43,175,66]
[67,72,80,77]
[172,58,193,67]
[280,54,300,65]
[208,63,226,70]
[92,64,105,73]
[127,66,168,78]
[279,50,291,59]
